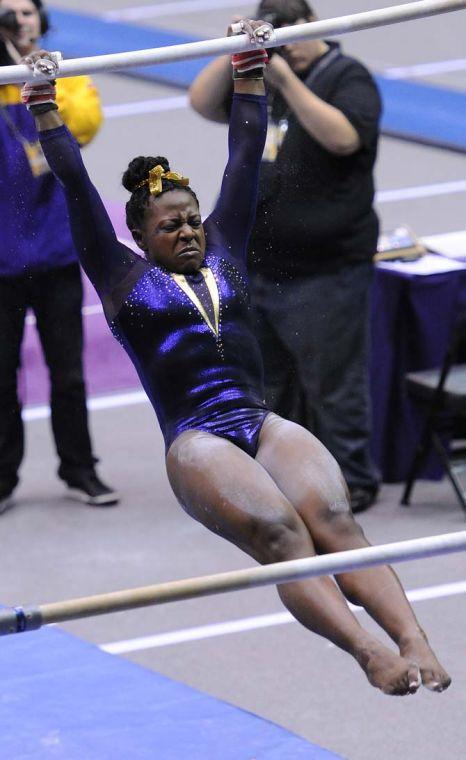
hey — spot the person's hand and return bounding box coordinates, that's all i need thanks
[227,14,243,38]
[265,53,292,89]
[230,18,271,79]
[228,18,274,44]
[22,48,62,79]
[229,18,274,79]
[20,50,62,112]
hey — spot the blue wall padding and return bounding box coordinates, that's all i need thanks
[46,7,466,152]
[376,75,466,153]
[0,623,344,759]
[47,8,214,88]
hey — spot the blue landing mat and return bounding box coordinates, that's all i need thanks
[376,75,466,153]
[46,7,466,153]
[0,624,344,759]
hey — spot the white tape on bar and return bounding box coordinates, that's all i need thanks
[0,0,464,84]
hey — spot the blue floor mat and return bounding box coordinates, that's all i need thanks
[0,623,344,759]
[376,75,466,153]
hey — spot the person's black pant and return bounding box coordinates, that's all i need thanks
[0,263,96,496]
[250,262,379,491]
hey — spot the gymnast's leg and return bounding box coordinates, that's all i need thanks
[167,429,420,695]
[255,414,451,692]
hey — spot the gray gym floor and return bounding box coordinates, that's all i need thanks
[2,2,466,759]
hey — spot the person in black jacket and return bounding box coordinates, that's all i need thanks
[190,0,381,513]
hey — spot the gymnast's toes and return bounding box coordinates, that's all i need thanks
[420,666,452,692]
[399,634,451,693]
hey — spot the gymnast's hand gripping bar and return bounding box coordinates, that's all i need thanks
[0,0,464,84]
[1,530,465,636]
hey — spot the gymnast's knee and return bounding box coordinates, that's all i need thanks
[314,499,367,551]
[252,515,310,564]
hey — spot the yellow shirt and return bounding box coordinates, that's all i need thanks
[0,75,103,146]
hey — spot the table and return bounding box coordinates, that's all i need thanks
[371,247,466,482]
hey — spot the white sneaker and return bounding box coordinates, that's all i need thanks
[65,471,119,507]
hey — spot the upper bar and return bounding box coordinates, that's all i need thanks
[0,0,464,84]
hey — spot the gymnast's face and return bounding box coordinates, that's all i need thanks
[135,190,206,274]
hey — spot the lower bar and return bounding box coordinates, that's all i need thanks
[1,530,465,635]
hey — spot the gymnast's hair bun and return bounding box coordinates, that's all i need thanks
[122,156,171,193]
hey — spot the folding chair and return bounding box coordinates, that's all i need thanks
[401,322,466,513]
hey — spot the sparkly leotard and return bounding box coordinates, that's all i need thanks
[39,94,270,456]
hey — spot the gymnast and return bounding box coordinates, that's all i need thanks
[22,23,450,696]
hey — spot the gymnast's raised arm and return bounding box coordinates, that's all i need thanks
[202,20,269,260]
[22,52,138,301]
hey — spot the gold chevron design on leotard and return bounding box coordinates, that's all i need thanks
[171,267,220,337]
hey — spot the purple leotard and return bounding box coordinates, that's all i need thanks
[39,94,270,456]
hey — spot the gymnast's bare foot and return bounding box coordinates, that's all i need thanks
[356,639,421,695]
[399,631,451,692]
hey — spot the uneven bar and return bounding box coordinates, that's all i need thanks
[1,530,465,635]
[0,0,464,84]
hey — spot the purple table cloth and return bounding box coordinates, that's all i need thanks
[370,264,466,482]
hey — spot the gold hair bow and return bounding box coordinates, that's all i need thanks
[135,164,190,196]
